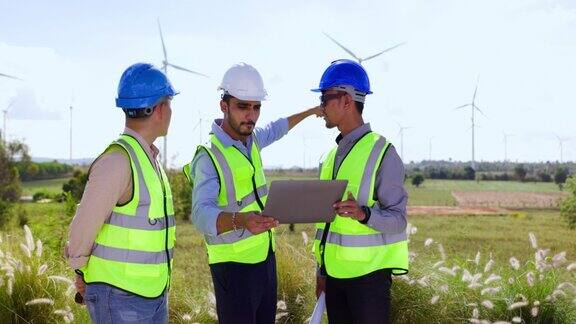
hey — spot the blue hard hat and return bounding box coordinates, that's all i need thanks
[115,63,178,109]
[311,59,372,94]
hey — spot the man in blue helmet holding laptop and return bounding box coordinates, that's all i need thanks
[66,63,177,323]
[312,59,409,324]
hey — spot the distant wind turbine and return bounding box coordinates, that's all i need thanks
[555,134,569,163]
[428,136,434,161]
[2,100,15,144]
[157,18,209,167]
[454,76,487,170]
[323,32,406,65]
[396,122,411,161]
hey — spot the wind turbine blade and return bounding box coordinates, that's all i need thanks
[472,75,480,103]
[191,120,201,132]
[454,103,470,110]
[166,63,209,78]
[157,19,168,62]
[362,42,406,62]
[473,104,488,118]
[0,72,22,81]
[322,32,361,61]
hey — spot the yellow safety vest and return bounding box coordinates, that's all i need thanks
[314,131,409,279]
[80,134,175,298]
[184,134,274,264]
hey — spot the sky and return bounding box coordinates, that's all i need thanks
[0,0,575,168]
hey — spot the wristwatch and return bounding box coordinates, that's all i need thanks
[359,206,371,224]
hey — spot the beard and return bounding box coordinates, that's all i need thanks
[229,117,255,136]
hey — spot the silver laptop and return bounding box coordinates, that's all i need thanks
[262,180,348,224]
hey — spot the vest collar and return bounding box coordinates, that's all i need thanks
[123,127,159,165]
[335,123,372,145]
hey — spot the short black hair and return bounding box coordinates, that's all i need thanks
[123,106,155,119]
[221,93,233,104]
[355,101,364,114]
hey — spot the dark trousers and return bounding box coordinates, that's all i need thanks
[326,269,392,324]
[209,251,277,324]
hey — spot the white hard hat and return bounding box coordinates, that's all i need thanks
[217,62,268,101]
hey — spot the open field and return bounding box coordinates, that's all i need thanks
[2,202,574,322]
[21,178,70,196]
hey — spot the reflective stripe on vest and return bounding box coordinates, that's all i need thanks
[81,135,175,298]
[314,132,409,279]
[187,134,273,264]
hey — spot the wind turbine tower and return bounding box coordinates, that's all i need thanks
[157,19,209,167]
[454,76,486,170]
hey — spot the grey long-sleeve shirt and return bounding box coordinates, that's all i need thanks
[189,118,289,236]
[332,123,408,235]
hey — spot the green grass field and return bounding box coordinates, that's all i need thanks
[3,177,575,322]
[21,178,70,196]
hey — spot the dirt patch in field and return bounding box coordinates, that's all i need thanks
[408,206,508,215]
[451,191,568,209]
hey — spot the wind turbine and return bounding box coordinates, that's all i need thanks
[428,136,434,161]
[191,111,203,145]
[396,122,410,161]
[69,105,73,162]
[157,18,209,168]
[454,76,487,170]
[2,100,15,145]
[0,72,22,81]
[555,134,569,163]
[503,132,514,162]
[323,32,406,65]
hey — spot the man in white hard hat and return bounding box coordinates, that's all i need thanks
[184,62,322,323]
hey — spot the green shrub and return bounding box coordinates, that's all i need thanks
[167,170,192,221]
[560,176,576,229]
[412,173,425,187]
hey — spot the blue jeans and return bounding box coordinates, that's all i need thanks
[84,283,168,324]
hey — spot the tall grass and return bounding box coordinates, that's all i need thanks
[0,225,88,323]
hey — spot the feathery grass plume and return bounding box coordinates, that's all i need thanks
[481,287,501,296]
[481,300,494,309]
[48,275,73,285]
[438,267,456,277]
[35,239,43,257]
[567,262,576,271]
[484,274,501,285]
[474,251,481,266]
[512,317,522,323]
[19,243,31,258]
[276,312,289,321]
[432,260,444,269]
[301,231,309,245]
[508,277,515,284]
[557,282,576,293]
[484,259,494,273]
[462,269,473,282]
[25,298,54,305]
[439,284,449,293]
[472,308,479,319]
[526,271,535,287]
[508,301,528,310]
[417,276,429,287]
[509,257,520,270]
[531,306,539,317]
[552,289,567,299]
[181,314,192,321]
[424,238,434,247]
[438,243,446,261]
[430,295,439,305]
[7,277,13,296]
[23,225,35,252]
[37,264,47,276]
[528,232,538,249]
[410,225,418,235]
[277,300,287,311]
[552,251,567,267]
[468,283,482,289]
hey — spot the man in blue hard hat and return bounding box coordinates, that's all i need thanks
[312,59,409,324]
[66,63,177,323]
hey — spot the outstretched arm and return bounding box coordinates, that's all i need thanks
[287,106,323,130]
